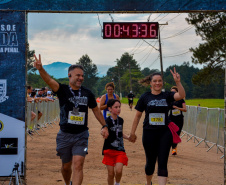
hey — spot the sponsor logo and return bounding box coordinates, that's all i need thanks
[69,96,88,106]
[0,0,12,4]
[0,79,9,103]
[147,99,167,106]
[0,120,4,132]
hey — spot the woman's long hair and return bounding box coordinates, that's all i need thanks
[139,72,162,86]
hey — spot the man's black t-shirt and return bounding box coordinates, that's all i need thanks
[55,83,97,134]
[128,93,135,100]
[135,91,175,130]
[102,116,125,154]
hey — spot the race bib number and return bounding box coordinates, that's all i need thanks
[172,109,180,116]
[129,98,133,100]
[68,111,85,125]
[106,111,111,118]
[149,113,165,125]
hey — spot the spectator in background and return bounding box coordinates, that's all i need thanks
[30,88,45,120]
[30,90,37,99]
[46,91,55,101]
[36,89,44,97]
[197,104,201,114]
[42,87,49,97]
[27,86,36,122]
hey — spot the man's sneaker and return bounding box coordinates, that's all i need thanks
[65,181,72,185]
[145,182,152,185]
[172,148,177,155]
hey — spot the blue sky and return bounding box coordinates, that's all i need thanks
[28,13,204,72]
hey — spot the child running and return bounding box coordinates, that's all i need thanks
[101,99,129,185]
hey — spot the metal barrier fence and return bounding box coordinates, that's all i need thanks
[182,105,224,157]
[26,100,60,137]
[26,102,224,156]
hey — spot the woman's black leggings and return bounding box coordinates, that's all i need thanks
[171,117,184,149]
[142,128,173,177]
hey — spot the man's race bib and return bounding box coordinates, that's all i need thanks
[106,111,111,118]
[172,109,181,116]
[68,111,85,125]
[149,113,165,125]
[129,98,133,100]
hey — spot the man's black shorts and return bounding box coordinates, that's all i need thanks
[128,100,133,105]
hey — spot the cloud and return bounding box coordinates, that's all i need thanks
[28,13,204,71]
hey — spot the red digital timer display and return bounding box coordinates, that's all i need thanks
[103,22,159,39]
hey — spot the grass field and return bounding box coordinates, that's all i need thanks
[185,99,224,109]
[121,98,224,109]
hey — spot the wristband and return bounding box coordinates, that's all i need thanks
[102,125,108,129]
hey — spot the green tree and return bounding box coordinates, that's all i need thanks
[120,69,145,97]
[96,76,113,96]
[27,73,56,89]
[115,52,140,77]
[27,44,37,73]
[164,62,200,99]
[141,68,160,77]
[111,52,144,97]
[76,54,99,94]
[186,12,226,84]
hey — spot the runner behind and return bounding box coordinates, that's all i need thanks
[169,86,187,155]
[127,91,135,110]
[101,99,129,185]
[100,82,120,119]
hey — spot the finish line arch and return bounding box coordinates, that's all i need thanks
[0,0,225,184]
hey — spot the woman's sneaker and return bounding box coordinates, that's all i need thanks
[172,148,177,155]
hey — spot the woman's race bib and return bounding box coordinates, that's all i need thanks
[149,113,165,125]
[172,109,181,116]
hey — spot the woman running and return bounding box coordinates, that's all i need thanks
[129,68,185,185]
[169,86,187,155]
[100,82,120,119]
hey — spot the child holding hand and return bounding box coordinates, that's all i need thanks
[101,99,129,185]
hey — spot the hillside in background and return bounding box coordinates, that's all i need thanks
[35,62,112,79]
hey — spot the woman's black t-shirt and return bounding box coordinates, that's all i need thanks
[55,83,97,134]
[135,91,175,130]
[102,116,125,154]
[169,99,185,121]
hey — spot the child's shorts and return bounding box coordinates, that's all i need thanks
[102,149,128,166]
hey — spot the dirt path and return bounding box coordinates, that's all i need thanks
[26,103,224,185]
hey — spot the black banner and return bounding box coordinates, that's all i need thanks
[0,0,225,12]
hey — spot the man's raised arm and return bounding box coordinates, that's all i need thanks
[34,54,59,92]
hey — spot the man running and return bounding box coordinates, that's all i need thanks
[127,91,135,110]
[34,54,109,185]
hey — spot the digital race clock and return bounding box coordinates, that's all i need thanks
[103,22,159,39]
